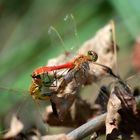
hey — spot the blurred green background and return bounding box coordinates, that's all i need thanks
[0,0,140,137]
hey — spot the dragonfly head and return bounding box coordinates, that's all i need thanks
[30,73,53,100]
[31,73,42,85]
[29,80,41,98]
[29,80,51,100]
[31,71,40,79]
[87,50,98,62]
[30,74,42,99]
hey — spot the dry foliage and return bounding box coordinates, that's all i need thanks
[3,21,140,140]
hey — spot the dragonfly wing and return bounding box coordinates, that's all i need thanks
[125,74,140,95]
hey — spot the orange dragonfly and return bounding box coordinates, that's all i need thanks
[29,50,98,115]
[1,51,98,119]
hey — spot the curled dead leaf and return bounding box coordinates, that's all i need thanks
[3,115,23,139]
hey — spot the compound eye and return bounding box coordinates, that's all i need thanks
[88,50,92,55]
[93,52,98,62]
[31,74,41,79]
[88,51,98,61]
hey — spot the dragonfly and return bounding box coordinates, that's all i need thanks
[29,14,99,116]
[29,61,82,116]
[29,50,98,101]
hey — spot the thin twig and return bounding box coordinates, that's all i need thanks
[67,113,106,140]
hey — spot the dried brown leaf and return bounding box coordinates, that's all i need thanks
[41,134,70,140]
[44,95,102,127]
[3,115,23,139]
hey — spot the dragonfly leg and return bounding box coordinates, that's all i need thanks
[47,70,63,88]
[92,62,119,79]
[46,70,58,87]
[51,70,58,87]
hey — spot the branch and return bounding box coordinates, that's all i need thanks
[67,113,106,140]
[40,113,106,140]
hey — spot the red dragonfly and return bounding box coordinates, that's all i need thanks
[30,48,98,95]
[29,50,98,115]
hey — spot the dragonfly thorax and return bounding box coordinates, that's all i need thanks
[110,78,133,98]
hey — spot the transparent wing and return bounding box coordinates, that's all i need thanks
[48,26,68,53]
[125,73,140,93]
[0,86,49,134]
[47,14,79,66]
[63,14,79,51]
[0,86,28,115]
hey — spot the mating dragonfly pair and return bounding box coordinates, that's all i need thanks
[30,50,98,116]
[28,20,118,119]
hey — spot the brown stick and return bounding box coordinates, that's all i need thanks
[67,113,106,140]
